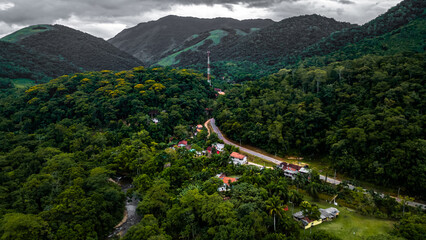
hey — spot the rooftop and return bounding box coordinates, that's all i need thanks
[230,152,246,160]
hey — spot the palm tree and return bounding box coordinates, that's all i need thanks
[266,195,283,232]
[306,182,319,198]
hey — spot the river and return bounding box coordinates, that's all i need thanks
[108,177,141,239]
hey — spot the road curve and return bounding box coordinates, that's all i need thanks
[208,118,425,209]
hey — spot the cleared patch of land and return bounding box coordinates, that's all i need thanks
[289,193,396,240]
[12,78,35,89]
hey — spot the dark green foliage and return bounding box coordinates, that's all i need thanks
[0,67,215,239]
[0,213,50,240]
[13,25,143,72]
[393,213,426,240]
[0,41,81,83]
[1,24,143,85]
[123,214,171,240]
[214,53,426,198]
[301,0,426,59]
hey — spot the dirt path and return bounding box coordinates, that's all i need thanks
[204,119,211,138]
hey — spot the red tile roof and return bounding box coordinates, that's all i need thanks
[230,152,246,160]
[221,177,237,186]
[178,140,187,146]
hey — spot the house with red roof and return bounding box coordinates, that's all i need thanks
[216,173,238,191]
[178,140,188,148]
[230,152,247,165]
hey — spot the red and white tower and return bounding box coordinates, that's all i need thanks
[207,51,211,86]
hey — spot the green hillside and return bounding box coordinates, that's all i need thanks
[157,29,230,66]
[1,25,53,43]
[300,17,426,67]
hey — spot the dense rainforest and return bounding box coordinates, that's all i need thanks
[0,63,425,239]
[214,53,426,198]
[0,67,216,239]
[0,1,425,239]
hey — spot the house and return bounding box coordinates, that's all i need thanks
[214,88,225,95]
[278,162,308,180]
[293,207,339,229]
[178,140,188,148]
[284,168,299,180]
[319,207,339,221]
[230,152,247,165]
[214,143,225,152]
[299,167,311,175]
[196,124,203,132]
[207,146,220,155]
[216,173,237,192]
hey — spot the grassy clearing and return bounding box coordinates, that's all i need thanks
[312,208,395,239]
[2,25,52,43]
[245,153,276,168]
[12,78,35,89]
[156,30,228,66]
[288,192,396,240]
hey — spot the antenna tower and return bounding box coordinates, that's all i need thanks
[207,51,211,86]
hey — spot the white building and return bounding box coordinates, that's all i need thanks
[230,152,247,165]
[214,143,225,152]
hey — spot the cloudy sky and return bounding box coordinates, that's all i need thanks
[0,0,403,39]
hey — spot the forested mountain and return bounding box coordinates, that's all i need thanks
[0,41,82,86]
[214,53,426,198]
[183,0,425,83]
[156,15,355,68]
[109,15,274,65]
[300,17,426,67]
[2,25,143,72]
[300,0,426,59]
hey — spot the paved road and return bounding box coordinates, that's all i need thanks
[208,118,425,209]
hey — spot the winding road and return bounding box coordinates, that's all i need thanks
[208,118,425,209]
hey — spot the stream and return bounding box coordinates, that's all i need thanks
[108,177,141,239]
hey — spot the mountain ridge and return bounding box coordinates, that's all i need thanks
[108,15,275,64]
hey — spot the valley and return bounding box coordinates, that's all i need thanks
[0,0,425,239]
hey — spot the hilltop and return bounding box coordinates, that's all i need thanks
[108,15,274,65]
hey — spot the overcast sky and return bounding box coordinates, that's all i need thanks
[0,0,403,39]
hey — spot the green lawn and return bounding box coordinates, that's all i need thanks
[289,194,396,239]
[244,152,277,168]
[12,78,35,89]
[312,207,395,239]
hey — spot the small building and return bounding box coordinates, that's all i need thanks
[293,207,339,229]
[216,173,237,192]
[196,124,203,132]
[299,167,311,175]
[214,143,225,152]
[178,140,188,148]
[284,168,299,180]
[279,162,308,180]
[152,118,159,124]
[230,152,247,165]
[319,207,339,221]
[214,88,225,95]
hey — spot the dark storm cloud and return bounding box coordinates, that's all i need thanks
[0,0,403,39]
[0,0,300,25]
[336,0,355,4]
